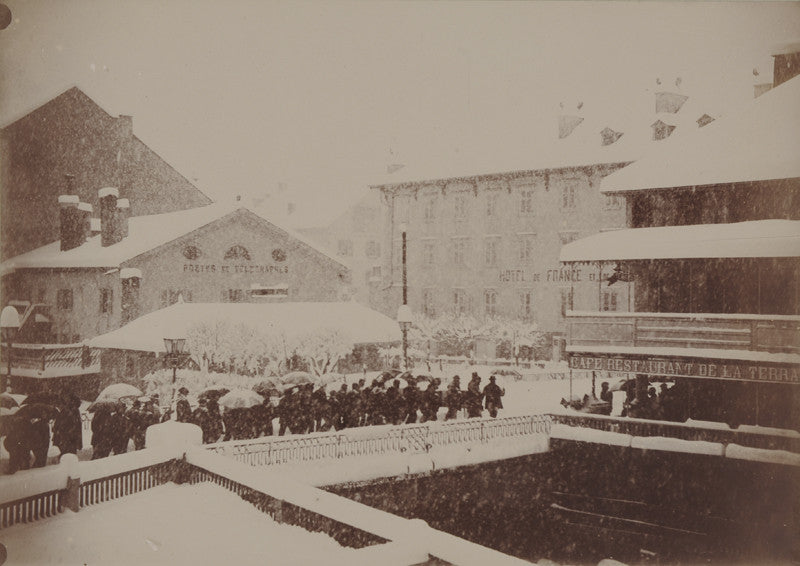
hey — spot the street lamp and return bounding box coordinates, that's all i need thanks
[1,305,20,390]
[398,222,411,371]
[164,335,189,408]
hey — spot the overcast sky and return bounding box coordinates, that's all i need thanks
[1,1,799,226]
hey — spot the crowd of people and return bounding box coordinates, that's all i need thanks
[185,372,506,443]
[1,372,507,472]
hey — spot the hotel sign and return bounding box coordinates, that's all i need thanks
[498,267,616,284]
[569,354,800,384]
[183,264,288,274]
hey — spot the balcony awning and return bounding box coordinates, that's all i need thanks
[560,220,800,263]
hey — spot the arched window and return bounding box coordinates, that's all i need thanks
[224,245,251,261]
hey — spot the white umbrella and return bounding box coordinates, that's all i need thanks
[95,383,143,403]
[218,389,264,410]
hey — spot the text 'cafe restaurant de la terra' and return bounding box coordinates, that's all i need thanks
[558,71,800,430]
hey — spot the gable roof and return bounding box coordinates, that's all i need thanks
[0,204,347,272]
[600,75,800,193]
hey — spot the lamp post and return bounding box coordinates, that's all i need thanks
[1,306,20,391]
[397,222,412,371]
[164,335,188,408]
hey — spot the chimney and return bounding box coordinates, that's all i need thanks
[651,119,676,141]
[90,217,101,237]
[98,187,120,247]
[116,198,130,240]
[600,127,623,146]
[387,163,405,174]
[58,195,82,251]
[772,42,800,87]
[654,91,688,114]
[77,202,93,243]
[558,115,584,139]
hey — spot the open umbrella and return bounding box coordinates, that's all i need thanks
[88,400,119,413]
[218,389,264,410]
[95,383,143,403]
[372,369,402,387]
[198,386,231,401]
[0,393,19,409]
[275,371,316,386]
[15,402,60,420]
[252,381,279,398]
[609,379,634,392]
[22,391,63,407]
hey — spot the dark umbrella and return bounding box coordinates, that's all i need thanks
[0,393,19,409]
[252,381,280,398]
[197,386,231,401]
[15,402,60,420]
[22,391,62,407]
[373,369,402,386]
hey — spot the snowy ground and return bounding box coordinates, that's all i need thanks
[0,482,364,566]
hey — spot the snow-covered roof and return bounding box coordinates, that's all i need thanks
[0,203,346,272]
[560,220,800,262]
[88,301,401,352]
[600,75,800,193]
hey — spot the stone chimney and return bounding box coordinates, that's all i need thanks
[58,195,82,251]
[77,202,93,243]
[98,187,120,247]
[600,127,623,146]
[116,198,130,240]
[387,163,405,174]
[654,91,688,114]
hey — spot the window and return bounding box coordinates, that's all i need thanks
[518,235,535,261]
[484,289,497,317]
[72,334,80,344]
[395,196,410,225]
[560,288,574,317]
[559,231,579,245]
[605,194,622,209]
[337,239,353,257]
[603,291,619,312]
[423,196,436,223]
[453,239,468,266]
[486,192,499,217]
[224,245,251,261]
[519,290,533,320]
[161,290,192,307]
[251,285,289,298]
[484,239,498,266]
[454,194,467,220]
[37,288,46,303]
[520,189,534,214]
[365,240,381,259]
[57,289,73,310]
[99,288,113,314]
[423,288,436,317]
[223,289,246,303]
[423,241,436,265]
[369,265,382,281]
[453,289,468,316]
[562,182,577,209]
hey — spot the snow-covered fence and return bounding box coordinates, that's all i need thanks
[0,463,68,528]
[204,415,552,468]
[550,413,800,453]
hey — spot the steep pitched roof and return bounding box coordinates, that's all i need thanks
[600,75,800,193]
[1,204,347,271]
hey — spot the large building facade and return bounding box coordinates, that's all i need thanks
[1,191,351,346]
[0,87,212,260]
[371,162,632,357]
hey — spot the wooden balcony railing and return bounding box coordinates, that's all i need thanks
[567,312,800,355]
[1,343,101,377]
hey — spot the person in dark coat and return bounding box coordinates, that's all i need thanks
[277,388,296,436]
[466,373,483,418]
[311,387,329,432]
[482,375,505,418]
[29,416,51,467]
[91,405,113,459]
[444,376,462,421]
[403,381,419,424]
[384,380,402,425]
[53,393,83,455]
[175,387,192,423]
[110,402,132,455]
[4,416,31,473]
[249,399,274,438]
[420,380,442,423]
